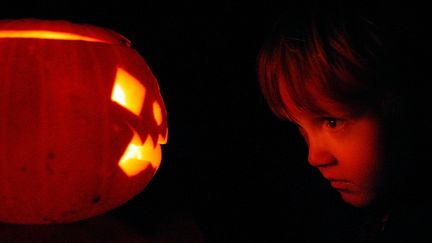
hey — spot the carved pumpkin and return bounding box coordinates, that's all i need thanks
[0,19,168,224]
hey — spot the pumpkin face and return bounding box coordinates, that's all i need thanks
[0,19,168,224]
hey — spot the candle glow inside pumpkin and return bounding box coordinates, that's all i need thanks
[111,67,162,176]
[0,30,106,42]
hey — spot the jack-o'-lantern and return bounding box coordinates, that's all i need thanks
[0,19,168,224]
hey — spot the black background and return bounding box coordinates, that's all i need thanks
[1,2,354,242]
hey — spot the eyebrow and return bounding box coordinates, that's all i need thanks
[283,103,355,125]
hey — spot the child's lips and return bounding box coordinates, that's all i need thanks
[325,178,353,191]
[330,180,351,190]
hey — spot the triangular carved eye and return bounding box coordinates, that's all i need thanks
[153,101,162,126]
[111,67,146,116]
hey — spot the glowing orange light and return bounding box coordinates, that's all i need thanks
[0,30,106,43]
[111,67,146,116]
[158,128,168,145]
[118,131,162,177]
[110,67,161,177]
[153,101,163,126]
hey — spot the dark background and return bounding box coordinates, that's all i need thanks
[1,2,354,242]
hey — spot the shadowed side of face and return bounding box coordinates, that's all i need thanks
[255,2,402,207]
[280,83,386,207]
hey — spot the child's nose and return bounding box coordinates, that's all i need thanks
[307,138,336,168]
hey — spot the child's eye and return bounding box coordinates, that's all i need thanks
[323,117,345,130]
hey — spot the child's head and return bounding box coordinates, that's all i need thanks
[258,2,393,122]
[257,1,429,208]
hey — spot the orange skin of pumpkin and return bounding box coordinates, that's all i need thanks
[0,19,168,224]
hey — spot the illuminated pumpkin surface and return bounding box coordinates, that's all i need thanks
[0,19,168,224]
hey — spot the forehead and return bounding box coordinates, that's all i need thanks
[278,78,354,122]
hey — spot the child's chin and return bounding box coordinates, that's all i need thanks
[340,191,375,208]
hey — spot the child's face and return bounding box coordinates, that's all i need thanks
[281,87,385,207]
